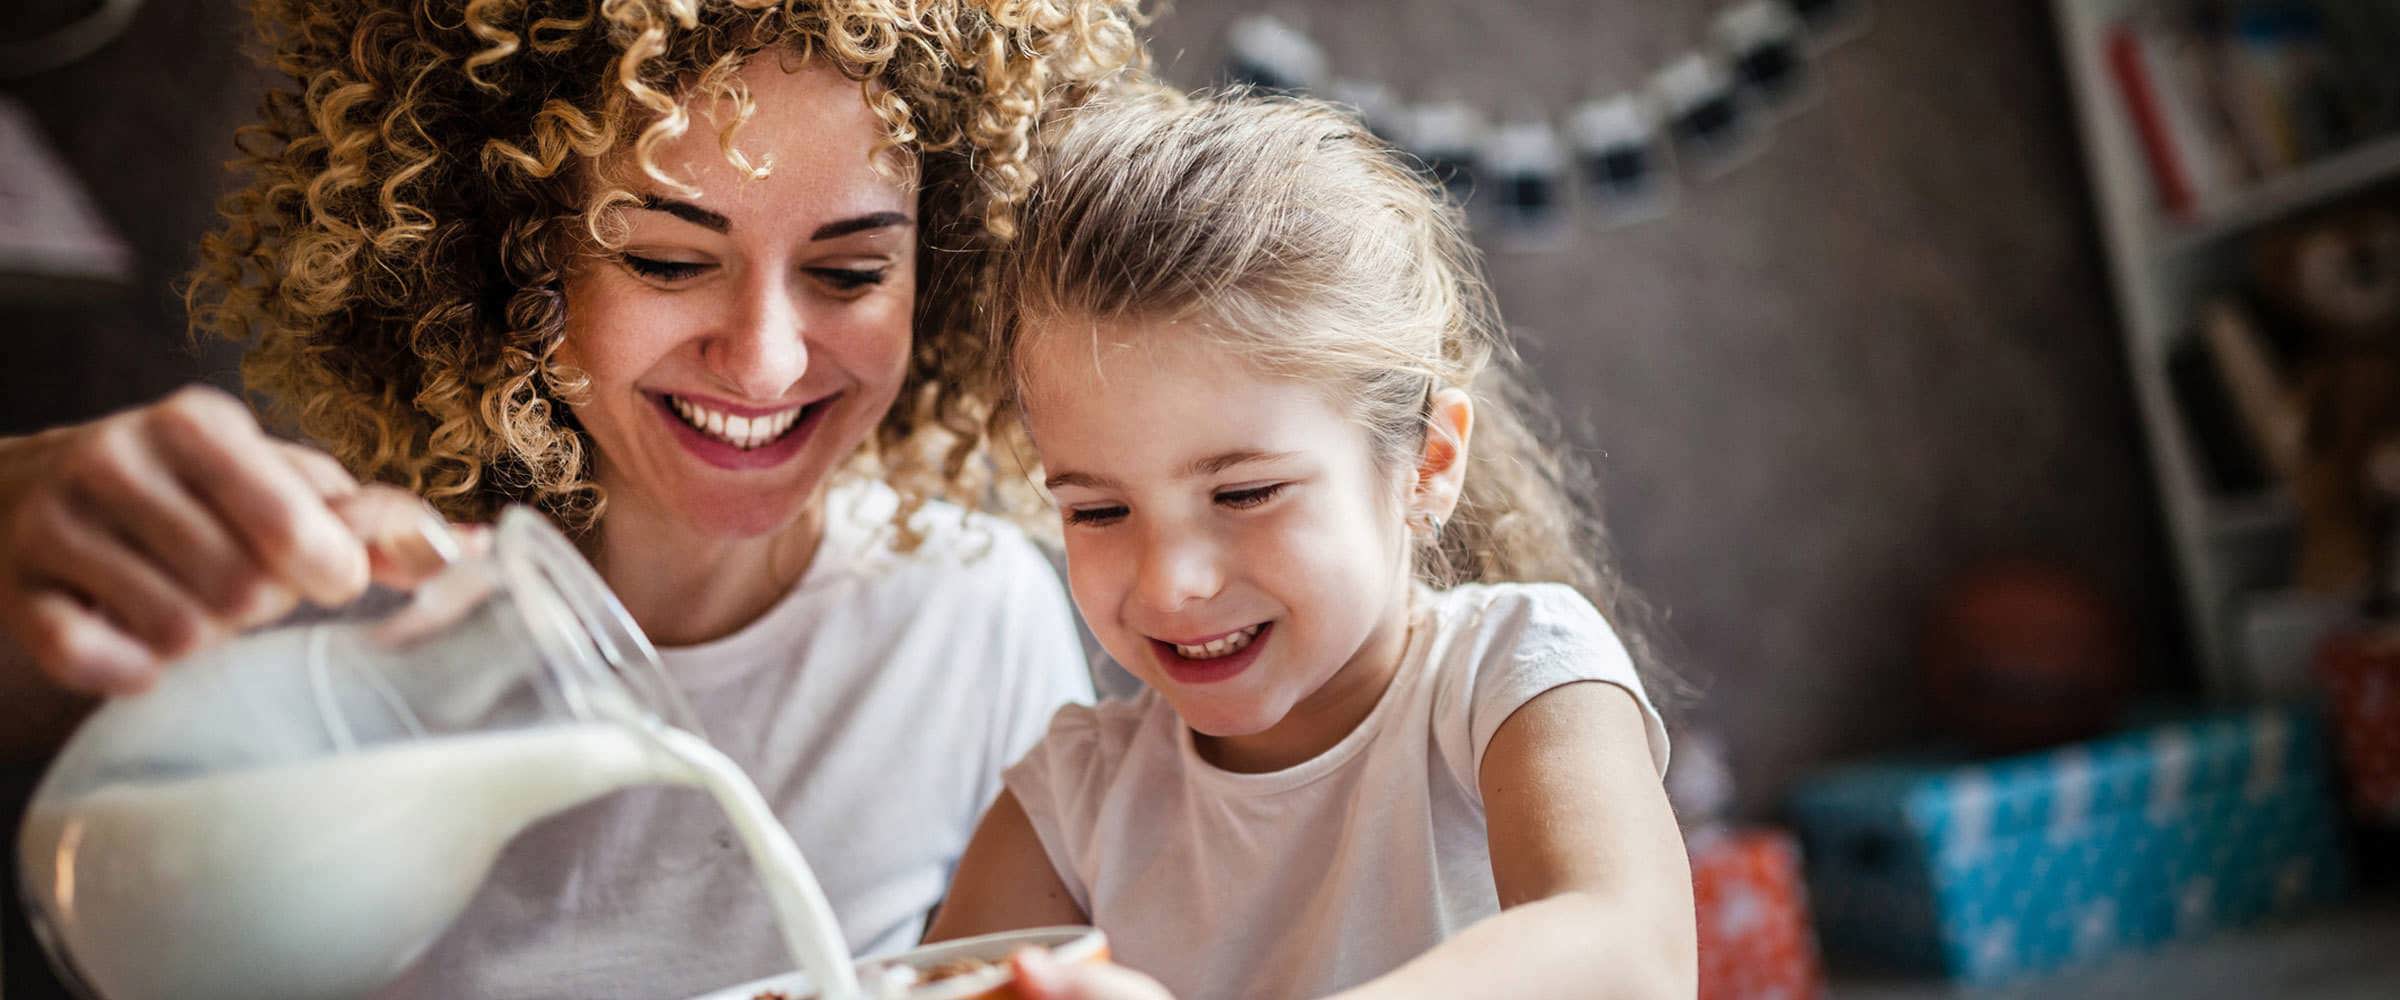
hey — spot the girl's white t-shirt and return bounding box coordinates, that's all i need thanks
[1004,582,1670,1000]
[379,481,1091,1000]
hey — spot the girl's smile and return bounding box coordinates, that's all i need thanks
[1150,621,1273,685]
[1020,321,1419,769]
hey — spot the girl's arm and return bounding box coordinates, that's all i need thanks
[1334,679,1695,1000]
[924,789,1090,942]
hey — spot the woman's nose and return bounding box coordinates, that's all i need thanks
[707,273,810,400]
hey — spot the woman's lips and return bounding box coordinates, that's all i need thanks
[1150,623,1273,686]
[650,391,834,471]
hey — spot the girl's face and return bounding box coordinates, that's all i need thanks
[1019,320,1419,741]
[559,59,917,538]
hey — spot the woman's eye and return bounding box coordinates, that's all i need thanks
[1064,505,1127,528]
[1216,484,1285,509]
[810,267,889,292]
[621,254,707,282]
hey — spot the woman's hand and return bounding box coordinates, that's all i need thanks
[1007,949,1177,1000]
[0,386,453,695]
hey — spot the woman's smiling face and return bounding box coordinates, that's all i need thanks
[559,58,917,538]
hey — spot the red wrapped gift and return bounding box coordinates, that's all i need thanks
[2317,630,2400,826]
[1690,827,1824,1000]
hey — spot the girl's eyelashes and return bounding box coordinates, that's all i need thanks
[1215,483,1286,509]
[1064,504,1128,527]
[1063,484,1287,526]
[620,253,708,282]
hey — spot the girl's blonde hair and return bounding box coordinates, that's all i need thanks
[993,88,1663,678]
[186,0,1147,536]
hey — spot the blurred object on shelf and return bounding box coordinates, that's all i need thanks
[2102,0,2400,225]
[2236,588,2359,700]
[1923,560,2137,756]
[1668,728,1739,836]
[2244,201,2400,596]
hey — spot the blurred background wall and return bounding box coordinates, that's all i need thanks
[0,1,2176,819]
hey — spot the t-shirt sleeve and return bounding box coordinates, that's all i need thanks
[1463,583,1671,785]
[1000,705,1102,916]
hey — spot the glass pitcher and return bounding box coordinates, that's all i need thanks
[16,505,708,1000]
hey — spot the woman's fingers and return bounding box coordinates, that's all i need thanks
[64,414,293,625]
[147,388,369,608]
[337,485,468,589]
[21,488,234,661]
[0,570,163,696]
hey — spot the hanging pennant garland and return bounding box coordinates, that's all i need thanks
[1220,0,1873,241]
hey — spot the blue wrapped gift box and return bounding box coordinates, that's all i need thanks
[1788,705,2350,984]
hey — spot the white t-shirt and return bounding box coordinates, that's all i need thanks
[1004,582,1669,1000]
[380,481,1090,999]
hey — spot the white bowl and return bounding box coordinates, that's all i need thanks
[685,926,1108,1000]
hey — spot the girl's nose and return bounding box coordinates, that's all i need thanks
[1135,530,1224,614]
[707,273,810,400]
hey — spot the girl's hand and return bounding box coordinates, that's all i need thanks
[0,386,454,695]
[1007,948,1177,1000]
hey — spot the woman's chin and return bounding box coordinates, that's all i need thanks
[676,487,820,540]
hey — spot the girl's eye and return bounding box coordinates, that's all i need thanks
[1216,483,1285,510]
[810,267,889,292]
[621,254,708,282]
[1064,505,1127,528]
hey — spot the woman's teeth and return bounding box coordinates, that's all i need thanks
[671,396,804,450]
[1173,624,1262,660]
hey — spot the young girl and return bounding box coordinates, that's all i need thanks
[925,90,1694,999]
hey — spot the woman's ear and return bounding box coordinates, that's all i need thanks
[1413,387,1474,534]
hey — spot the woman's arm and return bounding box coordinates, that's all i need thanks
[1331,679,1695,1000]
[924,789,1090,942]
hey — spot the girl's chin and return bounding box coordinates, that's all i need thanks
[1168,696,1284,741]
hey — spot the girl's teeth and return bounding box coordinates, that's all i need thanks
[1173,624,1261,660]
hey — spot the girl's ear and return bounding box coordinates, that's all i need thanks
[1413,387,1474,535]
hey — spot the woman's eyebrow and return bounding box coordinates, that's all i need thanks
[811,211,914,241]
[636,196,731,233]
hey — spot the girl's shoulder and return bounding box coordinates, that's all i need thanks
[1025,691,1166,767]
[1420,581,1668,780]
[1005,690,1174,813]
[1421,580,1620,659]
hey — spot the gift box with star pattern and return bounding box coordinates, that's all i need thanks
[1787,705,2350,984]
[1689,827,1825,1000]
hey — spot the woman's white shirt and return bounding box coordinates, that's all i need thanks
[381,481,1090,999]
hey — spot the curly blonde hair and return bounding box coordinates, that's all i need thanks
[186,0,1148,534]
[992,89,1670,688]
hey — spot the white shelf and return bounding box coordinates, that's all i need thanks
[2157,130,2400,261]
[2048,0,2370,698]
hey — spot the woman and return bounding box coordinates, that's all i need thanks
[0,1,1145,995]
